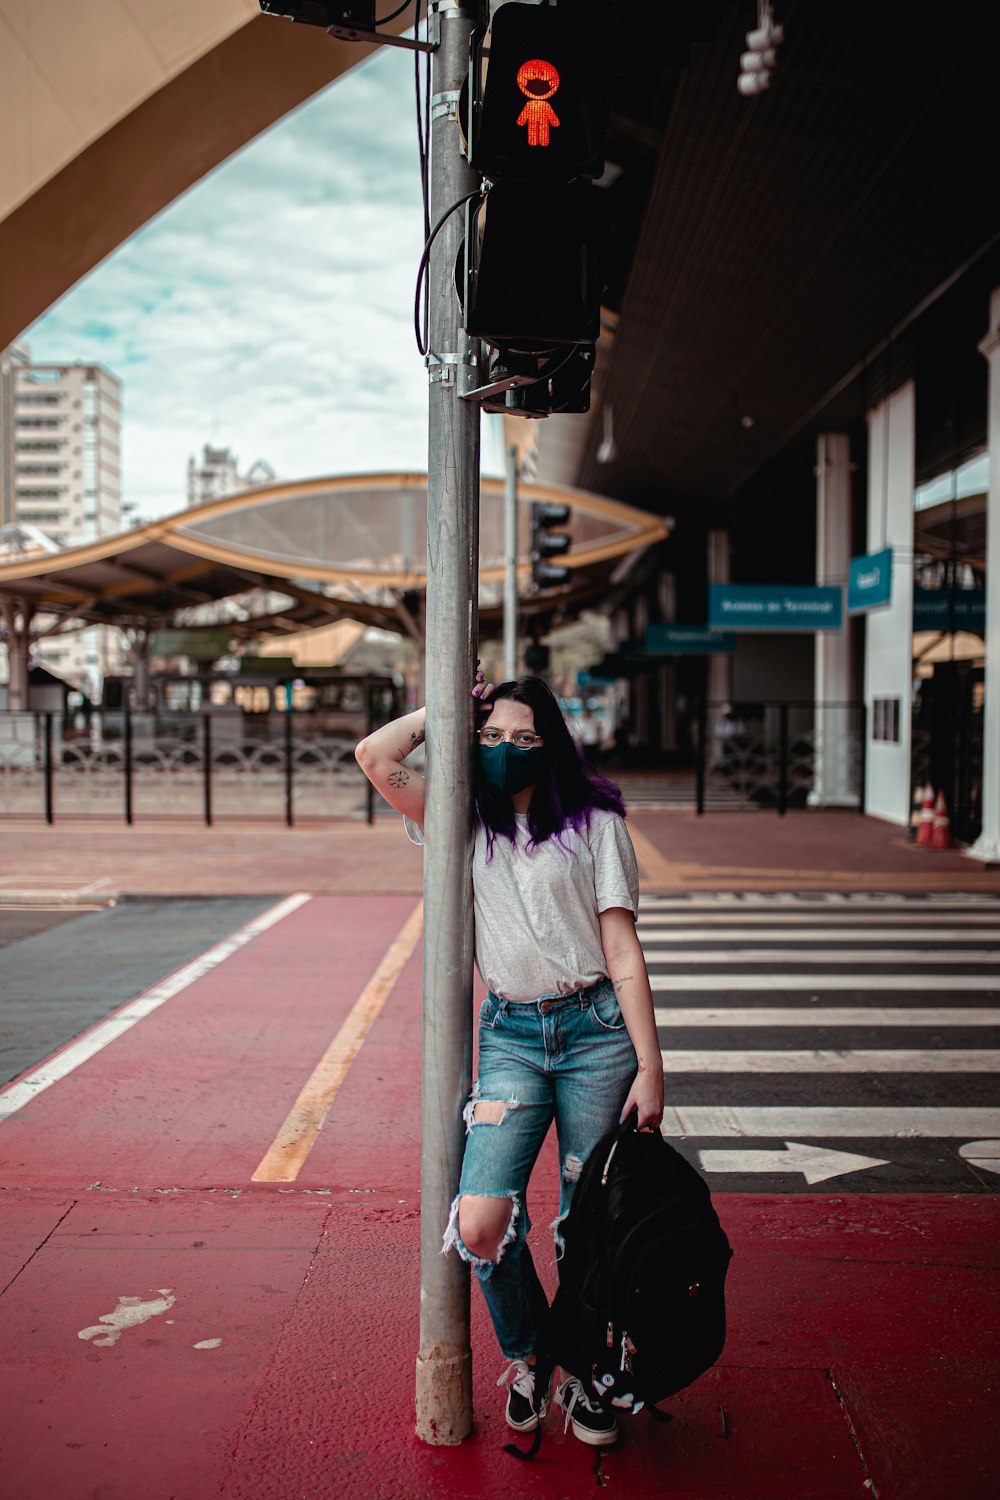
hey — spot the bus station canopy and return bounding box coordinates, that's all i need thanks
[0,472,668,645]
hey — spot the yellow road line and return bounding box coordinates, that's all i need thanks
[251,901,423,1183]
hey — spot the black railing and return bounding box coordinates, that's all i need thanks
[0,708,390,827]
[693,699,865,816]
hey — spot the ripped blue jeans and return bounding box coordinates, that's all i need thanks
[443,978,636,1361]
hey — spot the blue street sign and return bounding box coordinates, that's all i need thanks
[912,587,986,633]
[644,625,735,654]
[848,548,893,615]
[709,584,843,632]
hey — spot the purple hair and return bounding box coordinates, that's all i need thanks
[474,676,626,856]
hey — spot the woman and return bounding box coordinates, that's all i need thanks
[355,671,663,1447]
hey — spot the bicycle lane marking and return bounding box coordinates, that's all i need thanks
[0,894,311,1124]
[252,900,423,1182]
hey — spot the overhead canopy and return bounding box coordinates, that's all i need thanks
[0,473,668,645]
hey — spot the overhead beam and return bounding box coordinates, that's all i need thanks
[0,17,383,348]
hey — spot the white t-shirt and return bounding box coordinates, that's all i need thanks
[405,808,639,1003]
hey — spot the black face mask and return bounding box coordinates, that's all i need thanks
[478,742,547,796]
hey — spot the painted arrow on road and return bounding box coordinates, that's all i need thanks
[697,1141,889,1184]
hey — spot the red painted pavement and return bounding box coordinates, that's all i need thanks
[1,895,998,1499]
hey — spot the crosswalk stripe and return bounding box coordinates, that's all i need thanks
[649,972,999,991]
[638,925,1000,940]
[639,896,1000,911]
[659,1048,1000,1072]
[653,1005,1000,1027]
[643,948,1000,965]
[660,1105,1000,1137]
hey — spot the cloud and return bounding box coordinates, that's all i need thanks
[20,45,501,521]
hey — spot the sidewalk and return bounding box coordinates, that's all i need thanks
[1,812,998,1498]
[2,806,999,901]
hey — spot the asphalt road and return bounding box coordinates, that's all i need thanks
[3,889,999,1195]
[645,892,1000,1194]
[0,897,279,1085]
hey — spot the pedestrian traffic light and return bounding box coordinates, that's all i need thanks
[531,502,572,590]
[459,1,608,383]
[467,1,607,183]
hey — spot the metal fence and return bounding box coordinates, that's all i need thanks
[0,711,381,825]
[694,699,865,815]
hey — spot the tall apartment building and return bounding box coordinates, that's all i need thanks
[1,350,125,693]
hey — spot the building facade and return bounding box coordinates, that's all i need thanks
[1,352,125,693]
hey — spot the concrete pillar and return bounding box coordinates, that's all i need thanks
[967,289,1000,864]
[811,433,857,805]
[658,572,677,751]
[131,630,151,710]
[706,529,732,767]
[863,383,916,825]
[1,597,31,711]
[632,593,650,746]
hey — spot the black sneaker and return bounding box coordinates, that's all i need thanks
[555,1375,620,1447]
[497,1359,549,1432]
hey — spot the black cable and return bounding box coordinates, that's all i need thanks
[413,189,483,355]
[375,1,411,22]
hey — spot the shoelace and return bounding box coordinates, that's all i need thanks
[557,1377,602,1433]
[497,1358,536,1401]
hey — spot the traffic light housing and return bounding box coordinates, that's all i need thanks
[459,2,607,401]
[467,2,606,183]
[531,501,572,590]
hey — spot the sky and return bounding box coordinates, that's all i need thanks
[22,43,502,523]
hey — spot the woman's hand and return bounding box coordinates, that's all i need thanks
[472,660,495,712]
[620,1066,665,1134]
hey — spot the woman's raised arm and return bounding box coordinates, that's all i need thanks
[354,664,494,829]
[355,706,428,826]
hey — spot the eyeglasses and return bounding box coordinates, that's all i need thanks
[478,727,544,749]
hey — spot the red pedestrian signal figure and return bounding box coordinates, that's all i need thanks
[516,58,560,147]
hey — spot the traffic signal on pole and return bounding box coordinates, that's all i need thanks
[467,2,606,183]
[460,2,607,376]
[531,501,572,590]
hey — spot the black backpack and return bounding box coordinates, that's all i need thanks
[508,1113,733,1459]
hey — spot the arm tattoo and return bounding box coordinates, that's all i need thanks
[408,728,425,748]
[636,1055,648,1073]
[613,974,634,992]
[387,769,410,788]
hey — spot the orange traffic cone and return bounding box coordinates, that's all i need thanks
[916,786,935,846]
[930,790,952,850]
[908,783,925,842]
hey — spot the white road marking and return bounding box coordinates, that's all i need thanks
[643,948,1000,965]
[660,1048,1000,1072]
[0,893,312,1123]
[638,894,1000,906]
[650,973,999,991]
[958,1140,1000,1175]
[661,1105,1000,1137]
[697,1142,889,1184]
[638,926,1000,941]
[654,1006,1000,1027]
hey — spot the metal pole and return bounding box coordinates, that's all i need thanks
[504,443,518,681]
[778,701,789,817]
[123,700,133,826]
[416,0,480,1447]
[203,714,213,827]
[44,712,53,825]
[284,711,293,829]
[695,696,707,815]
